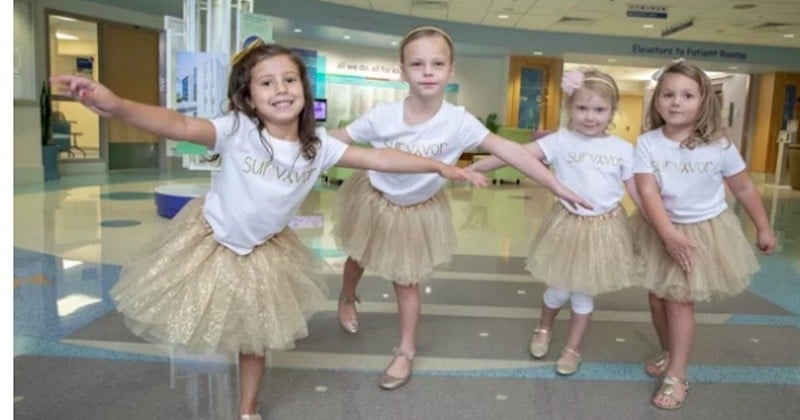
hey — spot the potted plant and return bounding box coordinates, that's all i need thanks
[40,80,52,145]
[478,113,500,133]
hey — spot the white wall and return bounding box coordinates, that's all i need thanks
[15,0,42,184]
[276,35,509,125]
[616,79,648,95]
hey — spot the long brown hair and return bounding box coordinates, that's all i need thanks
[646,61,726,148]
[227,42,319,161]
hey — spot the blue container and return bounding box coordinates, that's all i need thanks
[153,183,209,218]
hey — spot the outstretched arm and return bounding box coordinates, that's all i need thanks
[725,170,776,254]
[479,133,592,209]
[50,75,216,148]
[467,140,546,173]
[635,173,694,272]
[336,146,488,187]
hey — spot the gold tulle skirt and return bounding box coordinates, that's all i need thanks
[632,209,760,302]
[525,203,636,295]
[110,197,328,356]
[333,171,455,285]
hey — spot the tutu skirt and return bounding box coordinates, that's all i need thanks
[632,209,760,302]
[110,196,328,355]
[525,203,636,295]
[333,171,455,285]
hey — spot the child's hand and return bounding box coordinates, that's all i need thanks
[463,169,489,187]
[756,229,776,254]
[49,75,122,118]
[663,229,695,272]
[439,166,488,187]
[555,185,593,211]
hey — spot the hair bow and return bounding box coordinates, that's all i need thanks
[561,70,584,96]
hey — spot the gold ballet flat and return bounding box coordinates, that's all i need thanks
[529,327,551,359]
[379,347,415,390]
[338,293,361,334]
[555,347,581,376]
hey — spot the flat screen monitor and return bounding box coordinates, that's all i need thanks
[314,98,327,122]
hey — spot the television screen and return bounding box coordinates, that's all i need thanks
[313,98,327,122]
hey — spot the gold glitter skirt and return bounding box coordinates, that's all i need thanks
[109,196,328,355]
[632,209,760,302]
[333,171,456,285]
[525,203,635,295]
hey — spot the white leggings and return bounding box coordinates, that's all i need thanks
[543,286,594,315]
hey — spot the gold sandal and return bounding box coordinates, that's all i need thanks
[645,351,669,378]
[652,376,689,410]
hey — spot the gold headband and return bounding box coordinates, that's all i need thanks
[401,26,453,46]
[231,37,265,66]
[583,77,618,92]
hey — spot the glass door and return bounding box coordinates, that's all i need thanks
[506,56,563,131]
[47,13,101,161]
[517,67,547,131]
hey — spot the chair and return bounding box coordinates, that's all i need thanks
[486,127,535,184]
[50,112,86,157]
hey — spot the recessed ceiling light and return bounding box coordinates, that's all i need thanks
[293,28,302,33]
[498,14,509,19]
[732,4,757,9]
[343,34,351,40]
[729,66,738,70]
[533,51,543,55]
[643,24,654,29]
[783,33,795,38]
[391,41,398,46]
[608,58,617,62]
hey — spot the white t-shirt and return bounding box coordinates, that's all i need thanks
[537,128,633,216]
[346,100,489,205]
[204,113,348,255]
[633,128,746,224]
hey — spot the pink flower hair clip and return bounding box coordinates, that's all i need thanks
[561,70,584,96]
